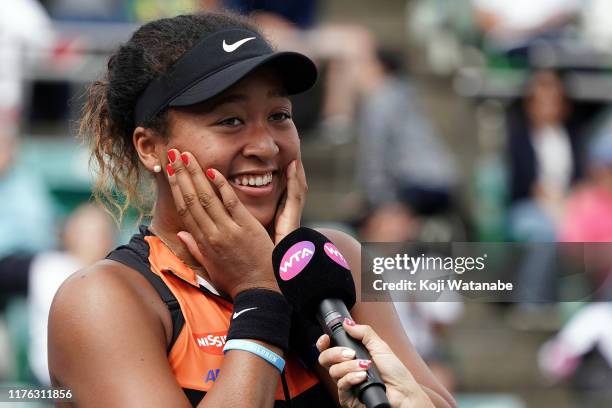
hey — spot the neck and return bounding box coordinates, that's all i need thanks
[150,186,210,281]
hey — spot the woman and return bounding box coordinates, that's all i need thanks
[48,12,455,408]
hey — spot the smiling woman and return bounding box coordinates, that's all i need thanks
[47,11,455,408]
[161,69,298,228]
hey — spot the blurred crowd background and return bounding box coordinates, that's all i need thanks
[2,0,612,407]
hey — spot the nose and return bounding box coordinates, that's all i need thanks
[241,123,279,161]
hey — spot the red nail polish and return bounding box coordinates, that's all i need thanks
[358,360,372,369]
[167,150,177,163]
[344,318,355,326]
[180,153,189,166]
[166,163,175,176]
[206,168,215,180]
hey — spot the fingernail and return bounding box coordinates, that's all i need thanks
[355,371,367,379]
[358,359,372,369]
[316,335,325,348]
[166,163,175,177]
[344,318,355,326]
[180,153,189,166]
[341,348,356,359]
[167,150,177,163]
[206,168,215,180]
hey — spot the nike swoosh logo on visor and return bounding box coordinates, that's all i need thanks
[232,307,258,319]
[223,37,256,52]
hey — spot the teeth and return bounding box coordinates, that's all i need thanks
[232,172,273,186]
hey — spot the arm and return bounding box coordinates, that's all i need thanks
[315,228,457,408]
[48,263,282,408]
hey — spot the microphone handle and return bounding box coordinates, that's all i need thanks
[317,299,391,408]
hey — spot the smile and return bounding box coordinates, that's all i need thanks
[229,171,275,197]
[232,172,273,187]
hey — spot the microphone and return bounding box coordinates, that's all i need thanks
[272,227,390,408]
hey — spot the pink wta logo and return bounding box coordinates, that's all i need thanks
[324,242,350,269]
[279,241,315,281]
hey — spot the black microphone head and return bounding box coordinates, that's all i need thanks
[272,227,356,322]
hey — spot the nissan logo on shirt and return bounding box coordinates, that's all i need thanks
[193,331,227,355]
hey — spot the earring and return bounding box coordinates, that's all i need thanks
[153,164,162,173]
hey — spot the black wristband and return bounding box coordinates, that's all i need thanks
[227,289,292,351]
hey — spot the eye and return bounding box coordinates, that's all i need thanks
[269,112,292,122]
[217,117,243,127]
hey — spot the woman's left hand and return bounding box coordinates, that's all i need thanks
[273,159,308,244]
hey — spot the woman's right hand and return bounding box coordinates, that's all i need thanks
[167,149,278,299]
[317,319,435,408]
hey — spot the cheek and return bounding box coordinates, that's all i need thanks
[190,146,233,174]
[277,133,300,163]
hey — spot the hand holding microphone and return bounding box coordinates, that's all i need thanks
[272,227,390,408]
[317,320,435,408]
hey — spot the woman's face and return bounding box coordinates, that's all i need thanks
[526,70,567,125]
[165,68,299,227]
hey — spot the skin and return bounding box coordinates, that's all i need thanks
[317,320,435,408]
[48,67,456,408]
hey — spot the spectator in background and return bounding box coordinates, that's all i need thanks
[29,203,115,385]
[357,50,457,233]
[0,0,56,284]
[508,70,582,242]
[558,130,612,298]
[0,127,56,300]
[471,0,580,55]
[560,130,612,243]
[507,70,584,304]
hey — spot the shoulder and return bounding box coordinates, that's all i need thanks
[314,228,360,258]
[51,259,158,314]
[314,227,360,247]
[48,261,191,406]
[48,260,170,378]
[49,259,168,340]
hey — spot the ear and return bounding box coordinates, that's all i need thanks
[133,126,166,172]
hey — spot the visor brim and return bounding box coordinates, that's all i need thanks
[169,51,318,107]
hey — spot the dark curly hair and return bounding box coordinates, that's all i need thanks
[80,12,266,224]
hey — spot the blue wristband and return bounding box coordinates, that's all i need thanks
[223,339,286,373]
